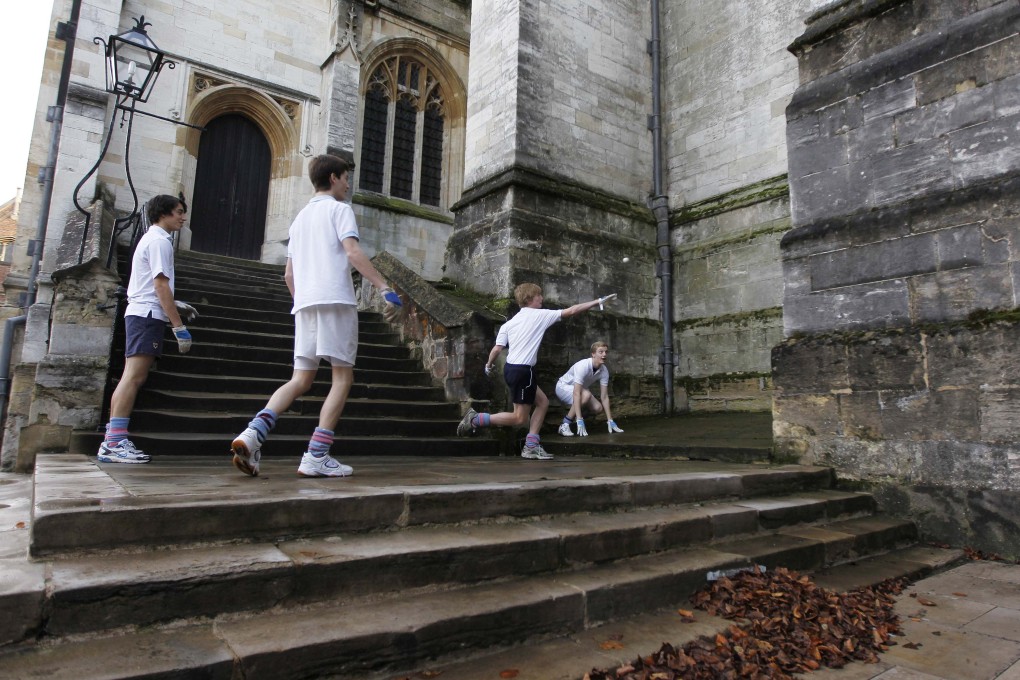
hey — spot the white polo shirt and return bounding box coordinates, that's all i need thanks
[496,307,563,366]
[557,357,610,390]
[288,195,360,313]
[125,226,175,321]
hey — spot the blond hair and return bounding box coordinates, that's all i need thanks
[514,283,542,307]
[590,341,608,355]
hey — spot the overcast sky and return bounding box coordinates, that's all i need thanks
[1,4,55,203]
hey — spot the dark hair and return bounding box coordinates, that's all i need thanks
[147,194,186,224]
[309,155,354,191]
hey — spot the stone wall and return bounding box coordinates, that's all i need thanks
[776,0,1020,555]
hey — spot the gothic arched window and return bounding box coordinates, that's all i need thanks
[358,55,446,207]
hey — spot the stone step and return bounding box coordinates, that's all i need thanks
[123,339,420,368]
[3,516,922,680]
[139,370,447,401]
[69,431,497,458]
[175,273,290,299]
[175,249,288,274]
[29,456,834,555]
[160,325,408,355]
[133,390,459,417]
[123,409,461,437]
[174,285,305,312]
[132,353,435,382]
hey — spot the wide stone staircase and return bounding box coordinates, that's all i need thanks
[1,450,963,679]
[70,249,497,459]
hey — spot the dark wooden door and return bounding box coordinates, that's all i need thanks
[190,114,271,260]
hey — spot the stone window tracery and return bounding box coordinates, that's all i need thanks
[358,55,446,208]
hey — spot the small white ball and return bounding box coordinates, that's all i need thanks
[621,257,630,263]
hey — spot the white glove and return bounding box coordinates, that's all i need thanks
[484,363,494,376]
[597,293,618,310]
[175,301,199,323]
[576,419,588,436]
[172,325,192,354]
[608,420,624,433]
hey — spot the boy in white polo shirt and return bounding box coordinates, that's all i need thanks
[97,194,194,463]
[230,154,401,478]
[555,341,624,436]
[456,283,613,459]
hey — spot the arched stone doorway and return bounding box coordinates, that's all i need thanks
[190,114,271,260]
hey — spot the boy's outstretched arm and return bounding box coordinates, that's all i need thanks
[560,294,612,318]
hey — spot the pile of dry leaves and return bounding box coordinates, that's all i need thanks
[585,567,907,680]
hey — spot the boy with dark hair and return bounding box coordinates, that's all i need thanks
[556,341,624,436]
[456,283,614,459]
[97,194,195,463]
[230,154,402,478]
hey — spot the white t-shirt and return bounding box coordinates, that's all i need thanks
[558,358,610,390]
[288,195,360,313]
[496,307,562,366]
[125,226,175,321]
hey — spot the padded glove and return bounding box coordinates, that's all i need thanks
[381,287,402,323]
[608,420,624,433]
[576,419,588,437]
[175,301,199,323]
[172,325,192,354]
[597,293,617,310]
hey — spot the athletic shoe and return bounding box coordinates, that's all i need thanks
[231,427,262,477]
[297,452,353,477]
[521,444,554,460]
[557,422,574,437]
[97,439,150,464]
[456,408,478,437]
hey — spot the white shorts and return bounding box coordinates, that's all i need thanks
[555,381,578,405]
[293,303,358,370]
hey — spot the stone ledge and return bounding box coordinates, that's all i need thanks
[789,0,910,56]
[787,0,1020,119]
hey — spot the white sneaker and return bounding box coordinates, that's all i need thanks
[231,427,262,477]
[97,439,150,464]
[521,444,554,460]
[557,422,574,437]
[297,452,353,477]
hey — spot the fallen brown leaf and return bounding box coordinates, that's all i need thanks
[599,640,625,650]
[15,522,25,529]
[916,597,937,607]
[498,670,519,679]
[902,642,922,650]
[952,592,967,597]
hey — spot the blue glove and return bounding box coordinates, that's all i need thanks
[608,420,624,433]
[172,325,192,353]
[381,287,402,323]
[576,419,588,437]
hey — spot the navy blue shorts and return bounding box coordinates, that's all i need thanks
[504,364,538,405]
[125,313,166,358]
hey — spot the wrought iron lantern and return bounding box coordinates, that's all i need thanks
[98,16,170,103]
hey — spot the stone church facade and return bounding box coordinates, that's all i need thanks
[5,0,1020,553]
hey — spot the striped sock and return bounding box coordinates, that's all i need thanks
[525,433,540,449]
[247,408,277,444]
[471,412,491,428]
[561,416,574,425]
[308,427,334,458]
[105,417,130,445]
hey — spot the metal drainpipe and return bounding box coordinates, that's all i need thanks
[0,0,82,432]
[649,0,674,414]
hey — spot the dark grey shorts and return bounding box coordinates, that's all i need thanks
[504,364,538,405]
[125,313,166,358]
